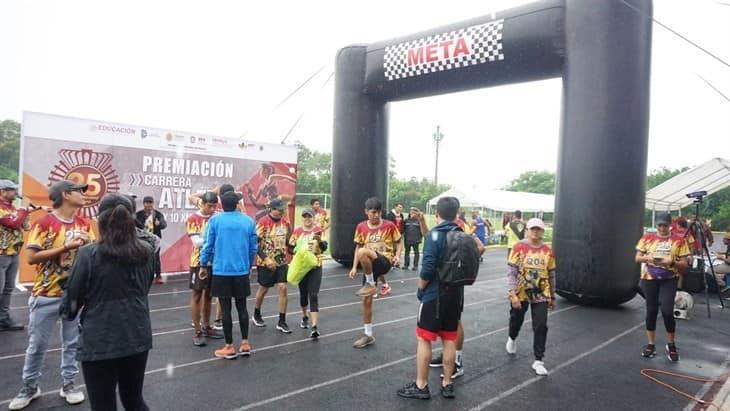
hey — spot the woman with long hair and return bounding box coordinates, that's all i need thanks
[61,193,154,410]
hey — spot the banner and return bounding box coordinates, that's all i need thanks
[18,111,298,281]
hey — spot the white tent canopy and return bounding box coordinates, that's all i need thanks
[645,157,730,212]
[427,188,554,213]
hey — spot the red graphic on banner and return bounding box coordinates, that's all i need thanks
[48,149,120,218]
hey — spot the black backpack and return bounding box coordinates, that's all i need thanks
[437,227,480,287]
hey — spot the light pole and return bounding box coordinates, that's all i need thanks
[432,125,444,186]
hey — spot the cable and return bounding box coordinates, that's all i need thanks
[280,70,335,144]
[696,73,730,103]
[272,64,328,111]
[640,368,729,411]
[616,0,730,69]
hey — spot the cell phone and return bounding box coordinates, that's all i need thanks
[652,256,663,262]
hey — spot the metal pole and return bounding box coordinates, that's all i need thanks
[433,125,444,186]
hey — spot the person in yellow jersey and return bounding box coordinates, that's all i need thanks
[505,210,526,257]
[505,217,556,377]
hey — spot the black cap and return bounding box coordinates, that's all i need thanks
[219,183,235,196]
[656,213,672,225]
[143,196,154,203]
[221,191,243,211]
[48,180,88,203]
[269,198,285,211]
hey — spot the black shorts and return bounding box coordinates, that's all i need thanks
[416,287,462,342]
[211,275,251,299]
[361,253,391,285]
[189,267,210,291]
[257,265,288,288]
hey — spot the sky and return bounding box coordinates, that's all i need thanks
[1,0,728,192]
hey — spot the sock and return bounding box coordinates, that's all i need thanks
[380,281,389,289]
[302,315,308,321]
[254,308,261,317]
[279,313,286,323]
[365,273,375,286]
[364,323,373,336]
[456,350,463,365]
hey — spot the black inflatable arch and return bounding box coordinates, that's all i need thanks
[331,0,652,305]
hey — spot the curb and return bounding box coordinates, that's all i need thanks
[715,375,730,410]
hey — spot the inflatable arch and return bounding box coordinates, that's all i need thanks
[331,0,653,305]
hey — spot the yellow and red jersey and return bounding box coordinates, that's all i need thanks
[456,218,474,235]
[353,219,401,260]
[186,212,213,267]
[289,226,324,266]
[26,213,95,297]
[635,233,690,280]
[314,209,329,230]
[508,241,556,303]
[0,199,29,256]
[256,214,291,266]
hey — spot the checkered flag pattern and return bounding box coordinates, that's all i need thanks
[383,19,504,81]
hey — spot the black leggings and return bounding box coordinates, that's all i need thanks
[299,267,322,312]
[219,297,249,344]
[81,351,149,411]
[404,243,420,268]
[508,301,548,360]
[640,278,677,333]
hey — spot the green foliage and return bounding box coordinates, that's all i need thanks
[294,141,331,202]
[646,166,689,189]
[0,120,20,181]
[504,170,555,194]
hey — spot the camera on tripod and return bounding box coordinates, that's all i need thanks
[686,190,708,201]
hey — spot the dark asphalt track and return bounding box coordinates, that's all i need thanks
[0,247,728,410]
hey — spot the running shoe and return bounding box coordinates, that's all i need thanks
[353,334,375,348]
[213,319,223,330]
[9,384,40,410]
[193,331,206,347]
[641,344,656,358]
[506,337,517,355]
[59,382,85,405]
[532,360,548,376]
[397,382,431,400]
[356,284,377,297]
[379,283,392,296]
[203,326,223,339]
[153,277,164,285]
[429,354,443,368]
[440,362,464,379]
[277,321,292,334]
[300,316,310,329]
[666,343,680,362]
[440,382,455,399]
[310,326,320,339]
[0,321,24,331]
[214,345,238,360]
[239,341,251,357]
[252,312,266,327]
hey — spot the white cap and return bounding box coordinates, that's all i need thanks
[526,218,545,230]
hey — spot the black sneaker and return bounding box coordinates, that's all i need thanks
[429,354,443,368]
[193,331,206,347]
[252,313,266,327]
[397,382,431,400]
[666,343,680,362]
[213,319,223,330]
[310,327,320,339]
[276,321,292,334]
[300,316,309,329]
[440,383,455,399]
[0,321,25,332]
[641,344,656,358]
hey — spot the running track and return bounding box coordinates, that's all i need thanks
[0,248,728,410]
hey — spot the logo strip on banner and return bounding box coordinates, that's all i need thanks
[383,19,505,81]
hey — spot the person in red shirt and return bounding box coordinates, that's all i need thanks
[349,197,402,348]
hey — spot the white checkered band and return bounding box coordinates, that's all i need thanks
[383,19,504,81]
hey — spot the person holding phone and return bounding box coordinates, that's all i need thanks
[634,213,690,362]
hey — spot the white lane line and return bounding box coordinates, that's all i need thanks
[231,305,580,411]
[683,351,730,411]
[0,282,504,362]
[0,295,502,406]
[468,321,645,411]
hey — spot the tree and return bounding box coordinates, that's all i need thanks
[294,142,332,203]
[646,166,689,189]
[0,120,20,181]
[504,170,555,194]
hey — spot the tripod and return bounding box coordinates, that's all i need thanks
[685,197,725,318]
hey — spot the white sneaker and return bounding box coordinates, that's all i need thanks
[9,385,41,410]
[532,360,548,376]
[59,382,85,405]
[506,337,517,355]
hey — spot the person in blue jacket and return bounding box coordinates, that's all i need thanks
[199,191,257,360]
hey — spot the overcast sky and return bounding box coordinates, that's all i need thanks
[1,0,728,192]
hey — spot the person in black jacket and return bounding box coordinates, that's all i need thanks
[135,196,166,284]
[62,193,154,411]
[403,208,424,271]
